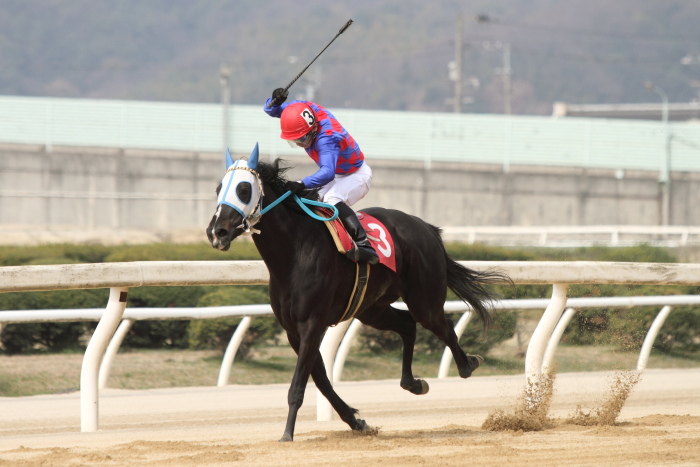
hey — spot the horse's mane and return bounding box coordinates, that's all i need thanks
[257,158,320,205]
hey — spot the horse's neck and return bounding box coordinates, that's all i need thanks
[252,187,316,269]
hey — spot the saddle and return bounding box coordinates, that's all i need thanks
[315,208,397,272]
[315,208,397,325]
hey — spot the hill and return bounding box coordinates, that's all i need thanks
[1,0,699,114]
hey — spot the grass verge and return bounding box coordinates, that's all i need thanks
[1,344,698,397]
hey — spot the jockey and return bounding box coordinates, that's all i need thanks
[264,88,379,265]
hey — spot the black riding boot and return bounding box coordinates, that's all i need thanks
[335,202,379,265]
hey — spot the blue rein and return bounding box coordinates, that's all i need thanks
[260,190,339,221]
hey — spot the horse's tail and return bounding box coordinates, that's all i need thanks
[431,226,512,330]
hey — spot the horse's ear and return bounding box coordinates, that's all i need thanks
[225,147,234,169]
[248,143,259,170]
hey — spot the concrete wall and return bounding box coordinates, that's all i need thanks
[1,144,699,233]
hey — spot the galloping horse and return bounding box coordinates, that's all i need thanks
[207,144,510,442]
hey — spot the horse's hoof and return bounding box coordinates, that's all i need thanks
[279,432,293,442]
[401,378,429,395]
[352,418,380,436]
[354,418,369,432]
[465,354,484,371]
[459,355,484,378]
[413,379,429,395]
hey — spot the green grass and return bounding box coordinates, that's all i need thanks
[1,344,698,397]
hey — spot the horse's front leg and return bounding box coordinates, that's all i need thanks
[310,351,369,432]
[280,325,323,442]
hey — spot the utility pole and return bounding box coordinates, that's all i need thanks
[453,14,463,113]
[304,66,322,102]
[219,63,231,151]
[501,42,512,115]
[475,14,512,115]
[493,42,512,115]
[645,81,671,226]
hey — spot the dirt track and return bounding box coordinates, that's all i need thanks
[1,369,699,466]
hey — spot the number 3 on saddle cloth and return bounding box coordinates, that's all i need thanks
[315,208,397,272]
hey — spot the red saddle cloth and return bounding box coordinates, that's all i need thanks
[316,208,397,272]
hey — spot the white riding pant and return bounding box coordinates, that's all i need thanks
[317,162,372,207]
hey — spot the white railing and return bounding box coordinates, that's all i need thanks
[7,225,700,249]
[0,304,273,389]
[441,225,700,247]
[2,260,700,431]
[5,295,695,392]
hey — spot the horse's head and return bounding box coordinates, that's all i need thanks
[207,144,263,251]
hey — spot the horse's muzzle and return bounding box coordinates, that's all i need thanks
[211,237,230,251]
[207,216,235,251]
[207,204,247,251]
[210,227,234,251]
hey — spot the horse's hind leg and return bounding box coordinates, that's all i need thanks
[419,312,482,378]
[403,287,481,379]
[359,305,429,395]
[445,317,483,377]
[309,351,369,432]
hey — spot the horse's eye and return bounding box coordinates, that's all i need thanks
[236,182,252,204]
[215,183,222,196]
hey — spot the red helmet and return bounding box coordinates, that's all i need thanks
[280,102,318,140]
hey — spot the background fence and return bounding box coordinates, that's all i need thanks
[2,95,700,172]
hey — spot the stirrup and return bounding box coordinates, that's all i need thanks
[357,246,380,265]
[345,247,379,265]
[344,238,380,264]
[355,240,380,265]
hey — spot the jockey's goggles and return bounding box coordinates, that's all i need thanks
[288,131,316,146]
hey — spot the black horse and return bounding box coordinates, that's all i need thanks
[207,145,510,442]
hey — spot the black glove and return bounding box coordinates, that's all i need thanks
[284,180,305,195]
[270,87,288,107]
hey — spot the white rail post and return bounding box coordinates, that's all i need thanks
[437,311,473,378]
[332,319,364,382]
[541,307,577,374]
[637,305,673,372]
[217,316,253,387]
[525,283,568,382]
[98,318,135,389]
[81,287,129,432]
[317,320,352,421]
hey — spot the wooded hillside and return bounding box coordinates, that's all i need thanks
[1,0,699,114]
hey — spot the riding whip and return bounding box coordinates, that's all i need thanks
[283,19,353,92]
